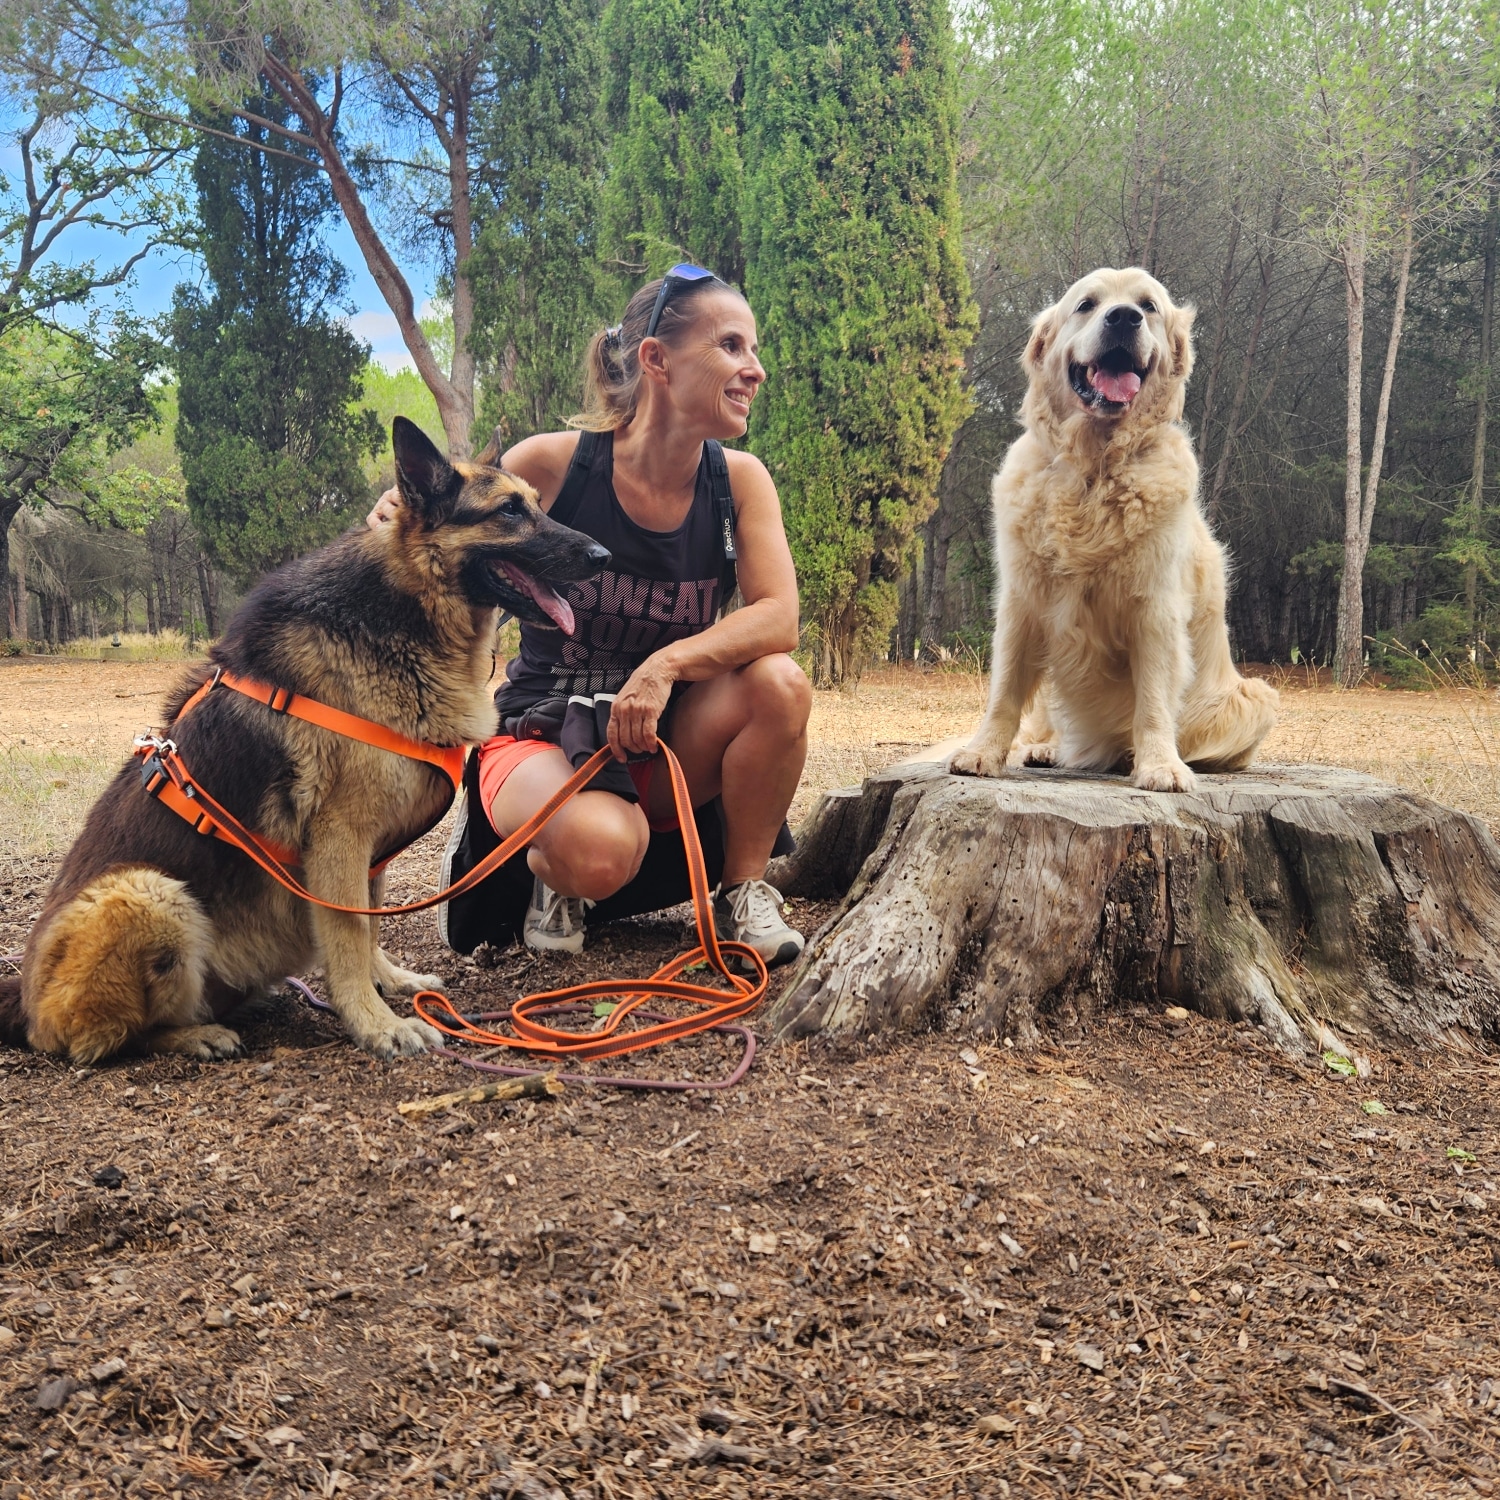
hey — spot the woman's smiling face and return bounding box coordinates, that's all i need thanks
[656,289,765,439]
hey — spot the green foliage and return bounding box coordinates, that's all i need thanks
[743,0,976,682]
[600,0,748,283]
[358,364,444,482]
[0,319,165,508]
[467,0,615,442]
[172,87,379,585]
[1373,603,1478,686]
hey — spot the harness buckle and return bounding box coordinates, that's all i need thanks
[134,735,179,798]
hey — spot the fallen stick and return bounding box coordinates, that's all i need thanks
[1310,1372,1436,1446]
[398,1073,564,1118]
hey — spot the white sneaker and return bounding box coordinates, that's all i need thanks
[523,876,593,954]
[713,878,804,968]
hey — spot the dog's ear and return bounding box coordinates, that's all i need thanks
[1166,301,1196,380]
[472,425,505,468]
[392,416,463,526]
[1024,306,1058,376]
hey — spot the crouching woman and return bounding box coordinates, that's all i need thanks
[374,266,811,964]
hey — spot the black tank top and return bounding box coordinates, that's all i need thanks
[498,430,737,714]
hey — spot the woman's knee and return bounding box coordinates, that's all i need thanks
[743,653,812,729]
[534,803,647,899]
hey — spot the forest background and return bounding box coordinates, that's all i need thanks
[2,0,1498,688]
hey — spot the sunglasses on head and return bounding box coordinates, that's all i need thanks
[644,263,719,340]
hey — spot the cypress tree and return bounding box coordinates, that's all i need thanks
[600,0,747,283]
[743,0,975,682]
[468,0,615,441]
[172,87,379,586]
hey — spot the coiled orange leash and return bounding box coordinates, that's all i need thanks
[411,739,769,1061]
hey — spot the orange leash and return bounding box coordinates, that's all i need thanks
[136,671,769,1060]
[412,743,767,1060]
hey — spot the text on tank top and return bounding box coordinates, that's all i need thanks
[498,430,737,711]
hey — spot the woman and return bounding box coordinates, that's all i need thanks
[372,266,811,964]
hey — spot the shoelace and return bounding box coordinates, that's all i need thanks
[539,886,593,936]
[722,878,788,937]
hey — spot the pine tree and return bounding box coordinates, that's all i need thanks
[743,0,975,682]
[172,87,379,585]
[468,0,614,442]
[600,0,748,283]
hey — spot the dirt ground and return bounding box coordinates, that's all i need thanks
[2,661,1500,1499]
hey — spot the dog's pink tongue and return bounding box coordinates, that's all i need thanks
[1090,366,1142,404]
[501,564,575,635]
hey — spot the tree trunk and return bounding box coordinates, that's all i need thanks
[1336,180,1416,686]
[1196,207,1242,461]
[1206,195,1282,523]
[897,551,919,662]
[253,57,474,455]
[1333,228,1368,687]
[767,760,1500,1059]
[196,554,220,637]
[920,426,964,661]
[1466,173,1498,639]
[0,499,19,638]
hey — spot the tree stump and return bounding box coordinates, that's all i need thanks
[767,760,1500,1057]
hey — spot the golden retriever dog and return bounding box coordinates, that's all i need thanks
[950,267,1277,790]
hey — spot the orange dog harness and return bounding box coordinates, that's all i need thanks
[136,668,466,876]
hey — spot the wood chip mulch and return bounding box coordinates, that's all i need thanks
[2,851,1499,1500]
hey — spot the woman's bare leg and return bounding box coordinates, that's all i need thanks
[487,748,650,901]
[651,653,811,885]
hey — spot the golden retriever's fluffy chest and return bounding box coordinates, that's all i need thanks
[999,430,1196,594]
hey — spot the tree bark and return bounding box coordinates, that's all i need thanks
[196,554,220,638]
[767,760,1500,1058]
[1205,195,1282,523]
[2,504,19,638]
[1196,207,1242,461]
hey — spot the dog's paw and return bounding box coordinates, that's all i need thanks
[1017,741,1058,767]
[361,1017,442,1060]
[949,743,1010,778]
[375,962,447,998]
[1133,758,1196,793]
[154,1024,244,1061]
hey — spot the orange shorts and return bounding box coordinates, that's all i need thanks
[476,736,678,836]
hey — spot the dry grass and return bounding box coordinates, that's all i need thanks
[797,665,1500,831]
[3,660,1498,854]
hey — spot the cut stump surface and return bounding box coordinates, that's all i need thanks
[767,760,1500,1057]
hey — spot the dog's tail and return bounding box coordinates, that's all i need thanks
[24,867,212,1065]
[0,971,26,1048]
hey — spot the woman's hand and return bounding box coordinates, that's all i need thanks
[367,488,401,529]
[608,656,676,760]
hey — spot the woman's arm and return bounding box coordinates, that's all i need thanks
[606,450,800,758]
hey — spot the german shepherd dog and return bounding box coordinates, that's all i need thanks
[0,418,607,1065]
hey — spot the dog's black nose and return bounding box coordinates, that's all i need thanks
[585,542,611,567]
[1104,304,1143,330]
